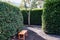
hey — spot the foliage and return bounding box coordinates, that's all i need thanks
[0,2,23,40]
[21,9,43,25]
[31,0,37,8]
[42,0,60,34]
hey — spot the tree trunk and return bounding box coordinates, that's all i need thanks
[28,10,30,26]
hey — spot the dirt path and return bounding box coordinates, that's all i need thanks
[24,25,60,40]
[13,25,60,40]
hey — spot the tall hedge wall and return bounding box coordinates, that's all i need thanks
[42,0,60,34]
[0,2,23,40]
[21,9,43,25]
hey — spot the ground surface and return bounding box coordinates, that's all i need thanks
[13,25,60,40]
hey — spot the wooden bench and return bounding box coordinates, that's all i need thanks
[18,30,28,40]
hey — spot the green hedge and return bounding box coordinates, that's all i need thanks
[42,0,60,34]
[21,9,43,25]
[0,2,23,40]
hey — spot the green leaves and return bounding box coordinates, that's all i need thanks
[42,0,60,34]
[0,2,23,40]
[21,9,42,25]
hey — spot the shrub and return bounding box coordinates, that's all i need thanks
[21,9,43,25]
[42,0,60,34]
[21,10,28,24]
[0,2,23,40]
[30,9,42,25]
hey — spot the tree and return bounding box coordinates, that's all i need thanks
[31,0,37,8]
[23,0,37,26]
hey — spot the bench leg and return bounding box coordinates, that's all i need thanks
[26,32,28,36]
[18,35,25,40]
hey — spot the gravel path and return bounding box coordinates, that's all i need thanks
[25,30,45,40]
[13,25,60,40]
[24,25,60,40]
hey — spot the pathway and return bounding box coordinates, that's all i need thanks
[13,25,60,40]
[24,25,60,40]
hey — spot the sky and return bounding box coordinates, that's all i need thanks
[8,0,22,4]
[8,0,22,6]
[0,0,22,7]
[1,0,32,3]
[1,0,22,3]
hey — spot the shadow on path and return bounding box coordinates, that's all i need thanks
[12,25,60,40]
[12,26,46,40]
[24,25,60,40]
[25,30,46,40]
[23,26,46,40]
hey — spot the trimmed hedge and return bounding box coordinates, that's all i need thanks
[0,2,23,40]
[21,10,28,24]
[21,9,43,25]
[42,0,60,34]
